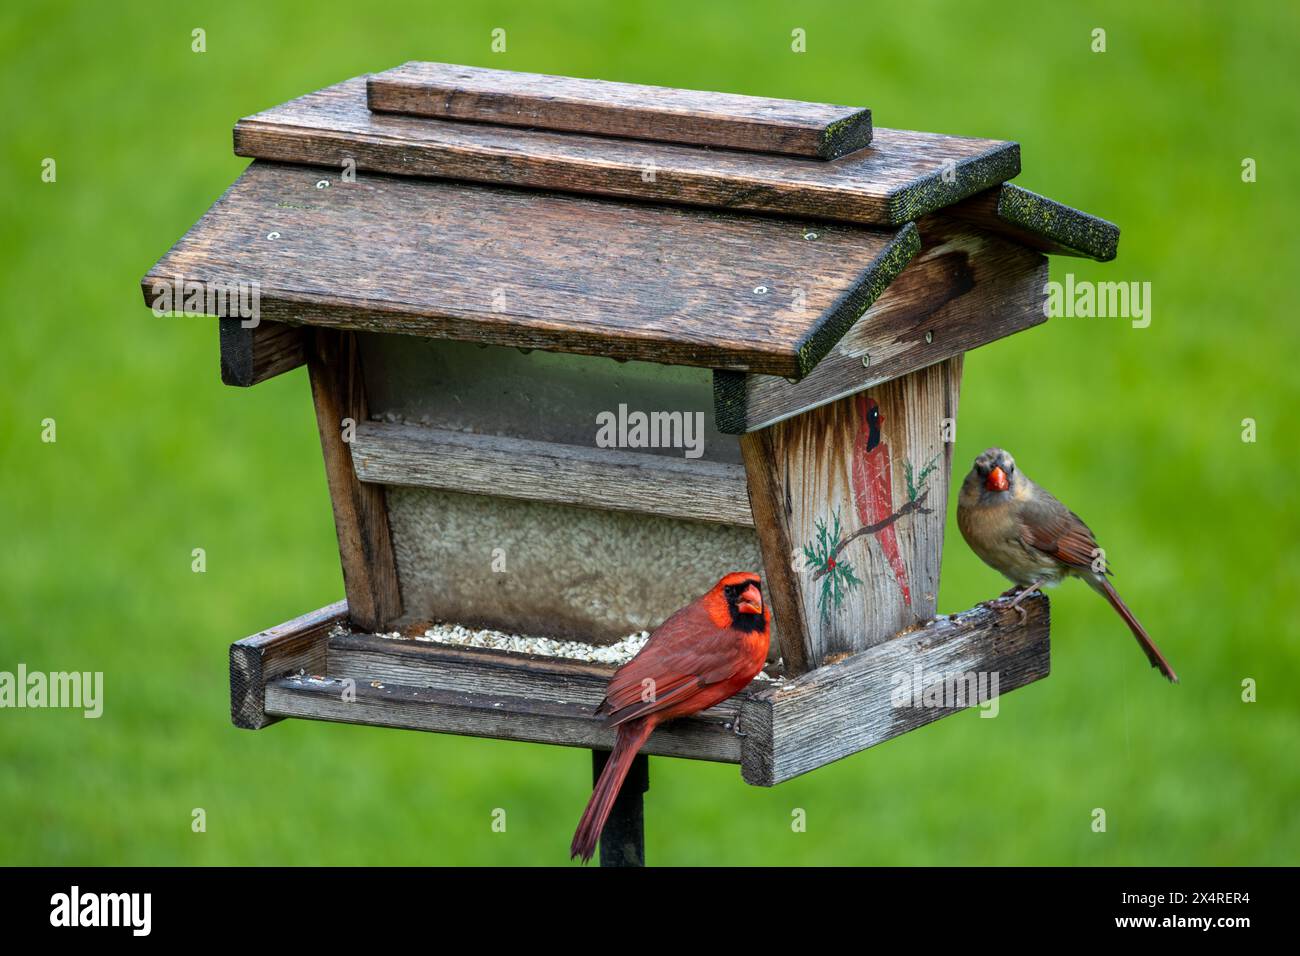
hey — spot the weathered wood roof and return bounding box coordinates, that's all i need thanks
[144,162,917,376]
[142,64,1119,378]
[235,78,1018,228]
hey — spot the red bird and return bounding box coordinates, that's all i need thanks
[852,394,911,605]
[570,572,771,863]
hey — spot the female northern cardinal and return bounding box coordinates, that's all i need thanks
[570,572,770,862]
[853,395,912,605]
[957,447,1178,682]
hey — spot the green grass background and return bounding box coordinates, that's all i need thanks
[2,0,1296,865]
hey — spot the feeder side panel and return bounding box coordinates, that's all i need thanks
[742,357,962,673]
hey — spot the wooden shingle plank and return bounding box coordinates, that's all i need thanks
[714,220,1048,433]
[218,318,305,387]
[351,421,754,527]
[140,161,913,378]
[367,61,873,159]
[229,600,346,729]
[306,330,403,632]
[739,595,1051,785]
[944,182,1120,261]
[233,78,1019,227]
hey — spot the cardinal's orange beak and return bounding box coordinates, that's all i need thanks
[985,465,1009,493]
[738,584,763,616]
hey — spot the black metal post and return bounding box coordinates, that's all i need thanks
[591,749,649,867]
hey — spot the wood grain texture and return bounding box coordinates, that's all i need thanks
[739,427,813,675]
[264,677,748,763]
[306,330,403,631]
[944,182,1119,261]
[233,78,1019,227]
[739,594,1050,785]
[229,600,345,729]
[141,160,916,378]
[351,421,753,527]
[327,632,757,724]
[367,61,873,159]
[740,359,963,675]
[715,221,1048,433]
[218,318,305,387]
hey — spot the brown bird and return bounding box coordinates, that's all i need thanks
[570,571,771,862]
[957,447,1177,682]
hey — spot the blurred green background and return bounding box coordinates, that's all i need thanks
[2,0,1296,866]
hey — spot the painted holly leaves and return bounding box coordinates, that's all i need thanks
[803,506,862,620]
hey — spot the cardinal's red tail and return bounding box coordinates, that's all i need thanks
[1093,575,1179,683]
[571,719,655,863]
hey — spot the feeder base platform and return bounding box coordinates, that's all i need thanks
[230,594,1049,786]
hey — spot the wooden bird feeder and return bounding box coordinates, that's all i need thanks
[142,63,1117,847]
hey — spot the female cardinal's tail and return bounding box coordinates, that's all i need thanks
[1091,575,1179,683]
[571,719,655,863]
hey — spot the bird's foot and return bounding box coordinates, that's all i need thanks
[730,715,747,738]
[1004,581,1044,622]
[984,586,1021,611]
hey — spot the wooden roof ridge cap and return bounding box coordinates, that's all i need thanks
[232,76,1020,225]
[237,80,994,175]
[371,60,869,123]
[940,181,1120,261]
[367,60,875,159]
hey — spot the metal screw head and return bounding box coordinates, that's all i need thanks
[860,353,871,368]
[316,179,330,189]
[753,285,769,295]
[266,231,280,240]
[925,330,934,344]
[803,231,819,241]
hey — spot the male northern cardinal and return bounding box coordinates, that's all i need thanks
[853,395,911,605]
[957,447,1177,682]
[570,571,770,862]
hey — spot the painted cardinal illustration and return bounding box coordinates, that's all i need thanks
[570,572,770,862]
[852,394,912,605]
[957,447,1178,682]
